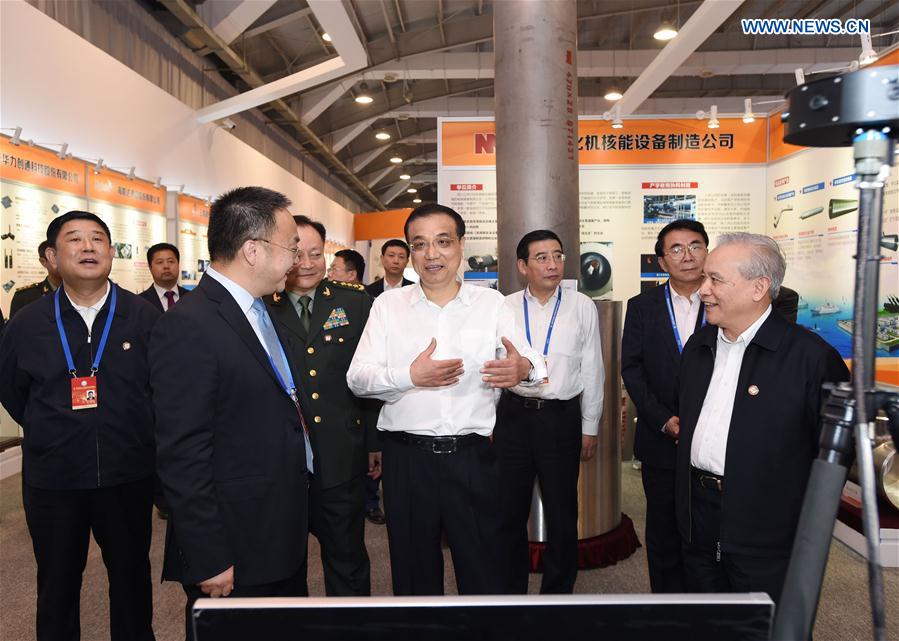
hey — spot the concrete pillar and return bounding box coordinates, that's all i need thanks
[494,0,579,293]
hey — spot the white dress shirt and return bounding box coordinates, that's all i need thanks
[66,281,111,335]
[690,305,772,475]
[205,267,271,356]
[382,277,404,292]
[669,282,702,347]
[506,286,604,436]
[347,282,547,437]
[153,283,179,309]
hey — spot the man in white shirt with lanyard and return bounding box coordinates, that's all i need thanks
[347,203,546,596]
[494,229,603,594]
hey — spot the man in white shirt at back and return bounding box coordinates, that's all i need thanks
[495,229,603,594]
[347,204,546,596]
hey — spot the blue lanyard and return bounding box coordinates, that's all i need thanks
[664,282,705,354]
[523,288,562,357]
[264,333,298,402]
[54,283,117,376]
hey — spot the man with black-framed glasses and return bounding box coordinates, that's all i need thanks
[621,218,709,594]
[348,203,546,596]
[494,229,603,594]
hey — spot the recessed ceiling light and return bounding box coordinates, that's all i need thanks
[653,23,678,41]
[321,32,332,42]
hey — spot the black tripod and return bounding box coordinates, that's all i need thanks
[773,65,899,641]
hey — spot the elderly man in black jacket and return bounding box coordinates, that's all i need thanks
[676,232,849,605]
[0,211,160,641]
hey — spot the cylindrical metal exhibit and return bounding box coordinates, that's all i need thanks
[494,0,579,293]
[529,301,623,541]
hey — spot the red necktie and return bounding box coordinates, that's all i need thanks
[164,290,176,310]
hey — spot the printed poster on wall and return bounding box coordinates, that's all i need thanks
[438,118,767,302]
[87,170,167,294]
[0,136,88,318]
[177,194,210,287]
[766,143,898,383]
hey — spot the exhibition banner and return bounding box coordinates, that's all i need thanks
[0,137,89,318]
[87,170,167,293]
[438,117,767,303]
[766,145,898,382]
[176,194,210,285]
[441,118,767,167]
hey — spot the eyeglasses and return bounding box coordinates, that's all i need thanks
[254,238,300,259]
[527,252,566,265]
[665,243,707,260]
[409,237,458,253]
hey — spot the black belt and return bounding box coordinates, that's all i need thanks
[386,431,486,455]
[691,466,724,492]
[504,391,574,411]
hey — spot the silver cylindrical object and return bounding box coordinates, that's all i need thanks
[529,301,622,541]
[494,0,579,293]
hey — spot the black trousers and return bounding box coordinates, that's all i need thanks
[182,565,307,641]
[641,463,686,593]
[494,393,582,594]
[309,472,371,596]
[22,476,155,641]
[683,474,790,605]
[382,433,503,596]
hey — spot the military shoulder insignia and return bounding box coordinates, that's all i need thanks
[323,306,350,330]
[15,281,41,293]
[330,280,365,292]
[272,291,282,304]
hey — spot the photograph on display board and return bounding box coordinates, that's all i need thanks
[642,194,697,223]
[579,242,613,300]
[639,253,666,278]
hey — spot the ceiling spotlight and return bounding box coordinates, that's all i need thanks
[399,173,411,180]
[794,68,806,86]
[390,156,403,164]
[375,130,391,141]
[412,197,422,204]
[407,187,417,194]
[9,127,22,146]
[93,159,104,174]
[653,22,678,41]
[321,32,332,42]
[354,82,373,105]
[742,98,755,124]
[56,143,69,159]
[707,105,720,129]
[604,87,623,101]
[611,118,624,129]
[859,32,877,66]
[610,104,623,129]
[127,167,136,180]
[154,177,162,189]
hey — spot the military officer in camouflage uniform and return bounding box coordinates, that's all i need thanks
[267,215,378,596]
[10,241,61,318]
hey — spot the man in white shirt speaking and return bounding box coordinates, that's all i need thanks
[347,203,546,596]
[675,232,848,605]
[495,229,604,594]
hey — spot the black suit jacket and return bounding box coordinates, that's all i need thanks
[365,277,412,299]
[268,280,379,490]
[150,273,310,587]
[139,284,190,313]
[675,311,849,556]
[621,283,705,470]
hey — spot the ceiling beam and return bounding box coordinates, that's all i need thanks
[367,166,395,188]
[617,0,748,116]
[352,146,390,172]
[243,8,313,40]
[195,0,367,124]
[197,0,277,44]
[331,118,378,152]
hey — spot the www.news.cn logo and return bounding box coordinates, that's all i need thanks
[741,18,870,35]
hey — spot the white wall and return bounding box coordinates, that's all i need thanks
[0,0,355,243]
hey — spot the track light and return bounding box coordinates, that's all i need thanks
[859,32,877,66]
[390,156,403,164]
[375,130,391,141]
[9,127,22,146]
[127,167,136,180]
[154,177,162,189]
[57,143,69,159]
[354,82,373,105]
[610,104,623,129]
[742,98,755,124]
[93,159,104,174]
[707,105,720,129]
[653,22,678,41]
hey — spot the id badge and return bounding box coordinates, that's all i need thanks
[539,356,549,386]
[71,376,98,410]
